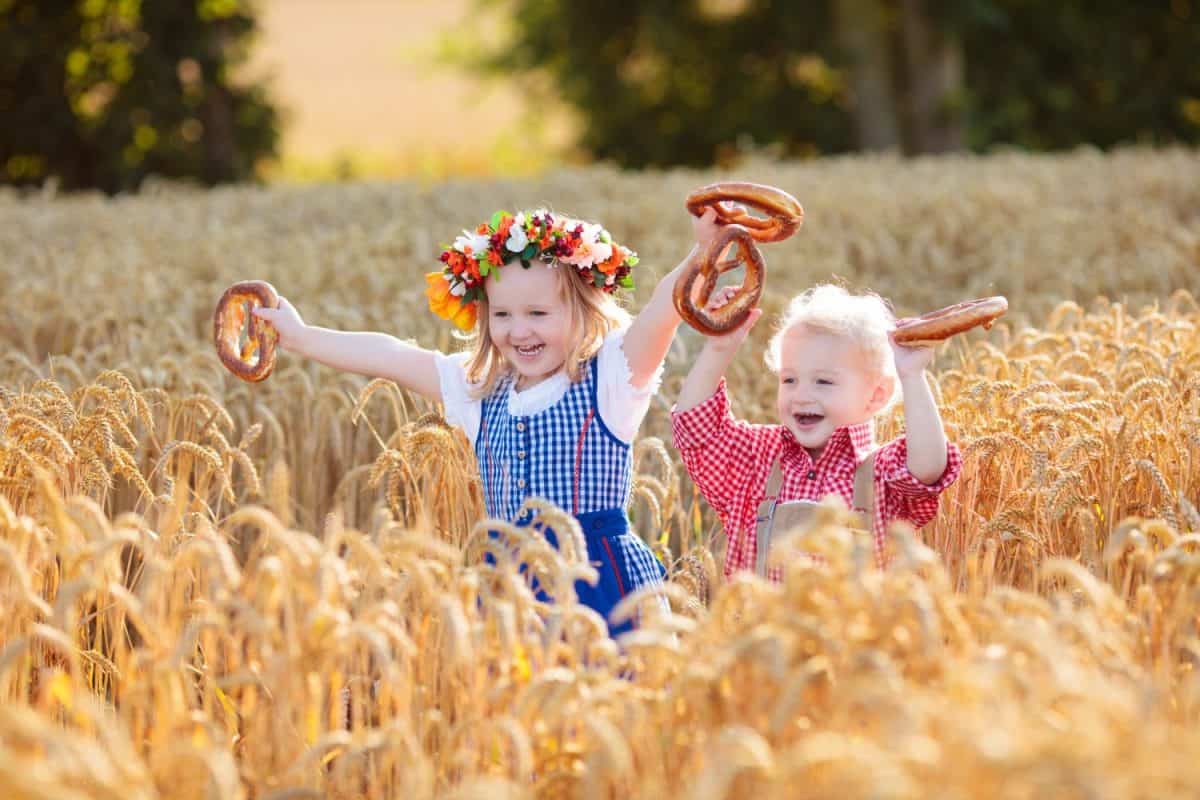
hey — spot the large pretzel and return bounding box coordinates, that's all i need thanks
[676,182,803,335]
[213,280,280,382]
[672,225,766,336]
[686,181,804,243]
[893,296,1009,347]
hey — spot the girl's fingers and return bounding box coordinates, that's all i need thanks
[253,296,290,319]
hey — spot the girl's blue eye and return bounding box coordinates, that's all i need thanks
[530,310,546,317]
[782,377,795,385]
[492,311,508,318]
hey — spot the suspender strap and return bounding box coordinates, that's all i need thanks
[852,451,876,516]
[755,449,877,577]
[764,455,784,500]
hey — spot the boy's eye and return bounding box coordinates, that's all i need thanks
[781,377,796,385]
[816,379,834,386]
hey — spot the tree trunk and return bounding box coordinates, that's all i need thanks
[897,0,966,154]
[834,0,902,151]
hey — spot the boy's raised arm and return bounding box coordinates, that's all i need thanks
[675,293,762,412]
[890,335,950,484]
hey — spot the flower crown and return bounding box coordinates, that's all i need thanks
[425,209,639,330]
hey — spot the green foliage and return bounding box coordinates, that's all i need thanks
[955,0,1200,150]
[462,0,1200,166]
[462,0,851,168]
[0,0,279,192]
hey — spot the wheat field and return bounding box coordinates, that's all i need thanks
[1,147,1199,798]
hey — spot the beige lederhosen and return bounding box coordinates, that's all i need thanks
[754,451,876,577]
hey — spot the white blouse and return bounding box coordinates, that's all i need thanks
[434,327,663,445]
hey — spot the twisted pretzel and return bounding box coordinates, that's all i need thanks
[893,296,1009,347]
[676,182,803,335]
[213,280,280,382]
[672,225,765,336]
[686,181,804,243]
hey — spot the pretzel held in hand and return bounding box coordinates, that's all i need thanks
[686,182,804,243]
[213,280,280,382]
[673,225,765,336]
[893,296,1009,347]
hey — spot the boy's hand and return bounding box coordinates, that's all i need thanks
[253,296,306,349]
[889,322,936,377]
[703,286,762,352]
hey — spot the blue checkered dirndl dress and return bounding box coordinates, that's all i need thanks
[476,357,667,636]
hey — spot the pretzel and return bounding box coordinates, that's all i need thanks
[672,225,765,336]
[686,181,804,243]
[892,296,1009,347]
[213,280,280,382]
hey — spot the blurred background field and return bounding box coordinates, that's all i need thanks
[246,0,576,180]
[2,2,1200,798]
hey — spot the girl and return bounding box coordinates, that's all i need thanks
[671,283,962,578]
[255,207,720,634]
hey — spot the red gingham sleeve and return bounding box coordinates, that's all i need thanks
[670,380,773,517]
[874,437,962,528]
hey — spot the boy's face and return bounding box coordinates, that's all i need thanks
[485,264,571,391]
[775,326,892,459]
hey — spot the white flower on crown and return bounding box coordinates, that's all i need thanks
[505,224,528,253]
[454,230,491,256]
[449,280,467,296]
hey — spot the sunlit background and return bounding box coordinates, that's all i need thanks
[248,0,575,180]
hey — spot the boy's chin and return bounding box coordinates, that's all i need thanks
[783,424,830,449]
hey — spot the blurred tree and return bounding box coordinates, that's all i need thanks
[461,0,1200,165]
[0,0,280,193]
[950,0,1200,151]
[456,0,854,167]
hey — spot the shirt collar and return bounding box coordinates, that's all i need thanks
[779,420,876,468]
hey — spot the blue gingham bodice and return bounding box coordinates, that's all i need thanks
[475,358,631,520]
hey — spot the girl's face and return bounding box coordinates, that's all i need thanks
[775,327,893,460]
[485,264,572,391]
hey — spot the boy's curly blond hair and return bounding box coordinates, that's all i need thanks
[765,283,901,409]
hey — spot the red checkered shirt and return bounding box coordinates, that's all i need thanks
[671,380,962,577]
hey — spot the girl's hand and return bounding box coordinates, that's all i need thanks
[889,323,936,377]
[704,286,762,353]
[253,296,306,349]
[692,206,724,250]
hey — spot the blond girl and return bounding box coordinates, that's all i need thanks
[256,207,720,634]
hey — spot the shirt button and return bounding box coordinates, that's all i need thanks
[517,451,526,460]
[517,478,526,488]
[516,422,526,432]
[807,470,816,480]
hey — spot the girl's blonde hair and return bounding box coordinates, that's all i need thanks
[464,263,631,397]
[765,283,901,409]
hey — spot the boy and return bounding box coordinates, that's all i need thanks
[671,284,961,577]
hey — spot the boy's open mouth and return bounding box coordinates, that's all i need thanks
[514,344,544,358]
[793,413,824,427]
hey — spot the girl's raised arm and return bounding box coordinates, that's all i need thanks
[621,208,721,387]
[254,297,442,403]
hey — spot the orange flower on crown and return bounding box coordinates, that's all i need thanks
[425,272,478,331]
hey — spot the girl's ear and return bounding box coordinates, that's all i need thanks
[865,373,896,416]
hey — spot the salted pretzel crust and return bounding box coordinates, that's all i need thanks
[213,280,280,382]
[686,182,804,243]
[893,296,1009,346]
[673,226,766,336]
